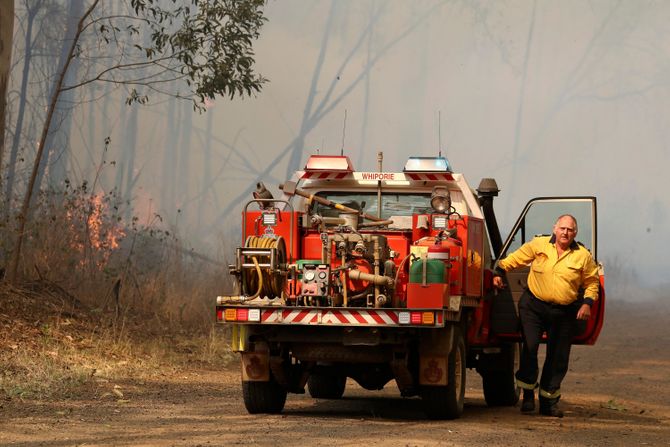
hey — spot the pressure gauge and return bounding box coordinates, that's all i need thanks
[304,271,316,281]
[318,271,327,280]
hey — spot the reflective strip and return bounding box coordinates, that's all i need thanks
[539,388,561,399]
[405,173,454,181]
[516,379,538,390]
[301,171,351,180]
[260,308,401,326]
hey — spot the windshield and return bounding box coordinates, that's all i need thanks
[312,192,432,220]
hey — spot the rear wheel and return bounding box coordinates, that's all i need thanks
[421,327,466,419]
[307,371,346,399]
[242,373,287,414]
[480,343,520,406]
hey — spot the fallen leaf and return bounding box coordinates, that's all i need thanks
[600,399,627,411]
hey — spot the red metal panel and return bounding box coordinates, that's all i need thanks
[448,216,484,297]
[300,232,322,260]
[573,274,606,345]
[243,211,301,262]
[407,283,449,308]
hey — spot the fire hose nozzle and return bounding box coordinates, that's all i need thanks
[354,240,367,254]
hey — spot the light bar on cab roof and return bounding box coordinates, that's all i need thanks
[305,155,354,172]
[403,156,452,173]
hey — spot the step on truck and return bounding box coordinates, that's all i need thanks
[216,153,606,419]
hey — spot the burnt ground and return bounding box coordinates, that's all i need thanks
[1,289,669,446]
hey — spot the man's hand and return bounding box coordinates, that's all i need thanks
[576,303,591,320]
[493,276,505,289]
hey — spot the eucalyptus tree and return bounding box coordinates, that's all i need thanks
[6,0,268,283]
[0,0,15,194]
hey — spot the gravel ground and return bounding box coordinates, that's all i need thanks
[1,299,669,446]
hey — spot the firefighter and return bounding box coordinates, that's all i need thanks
[493,214,599,417]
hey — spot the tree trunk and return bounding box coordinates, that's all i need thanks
[122,104,138,220]
[198,110,213,228]
[34,0,83,194]
[4,3,37,214]
[0,0,15,198]
[177,100,192,210]
[7,0,99,284]
[161,99,179,212]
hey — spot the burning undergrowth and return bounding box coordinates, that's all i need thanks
[0,184,234,400]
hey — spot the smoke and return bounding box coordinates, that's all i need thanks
[8,1,669,294]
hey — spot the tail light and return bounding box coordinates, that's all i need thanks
[399,311,436,325]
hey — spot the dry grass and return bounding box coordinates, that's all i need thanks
[0,187,236,401]
[0,284,235,400]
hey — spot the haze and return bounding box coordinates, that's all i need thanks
[7,1,667,295]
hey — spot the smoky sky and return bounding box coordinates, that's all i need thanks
[17,0,668,287]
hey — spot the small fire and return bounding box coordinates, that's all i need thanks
[65,193,126,269]
[87,194,124,251]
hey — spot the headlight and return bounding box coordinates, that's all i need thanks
[430,186,451,212]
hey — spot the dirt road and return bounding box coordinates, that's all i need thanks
[2,300,669,446]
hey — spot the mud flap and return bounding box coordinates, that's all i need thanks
[241,347,270,382]
[418,326,454,386]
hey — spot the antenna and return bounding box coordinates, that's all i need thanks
[438,110,442,158]
[341,109,347,156]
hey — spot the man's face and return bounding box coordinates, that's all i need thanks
[553,216,577,248]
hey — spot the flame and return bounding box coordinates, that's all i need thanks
[87,194,125,251]
[64,193,126,269]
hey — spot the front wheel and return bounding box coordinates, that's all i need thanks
[421,327,466,419]
[480,342,520,407]
[242,374,287,414]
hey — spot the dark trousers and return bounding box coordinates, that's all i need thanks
[516,289,577,405]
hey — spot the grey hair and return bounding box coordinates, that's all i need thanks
[555,214,578,233]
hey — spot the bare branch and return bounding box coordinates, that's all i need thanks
[60,55,179,92]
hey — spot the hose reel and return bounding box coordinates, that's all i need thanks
[239,235,287,299]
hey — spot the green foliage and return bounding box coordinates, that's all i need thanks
[123,0,268,108]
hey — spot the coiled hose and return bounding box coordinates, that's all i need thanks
[243,235,285,299]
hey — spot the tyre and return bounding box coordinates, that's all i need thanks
[242,374,287,414]
[307,372,346,399]
[421,327,466,420]
[480,343,520,407]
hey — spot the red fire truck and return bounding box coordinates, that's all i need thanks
[216,154,605,419]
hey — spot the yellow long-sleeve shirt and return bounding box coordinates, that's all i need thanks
[497,235,599,305]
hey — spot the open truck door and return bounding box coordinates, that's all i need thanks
[490,197,605,345]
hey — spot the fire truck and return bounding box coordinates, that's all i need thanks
[216,153,605,419]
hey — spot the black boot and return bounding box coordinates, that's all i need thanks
[539,397,564,418]
[521,389,535,413]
